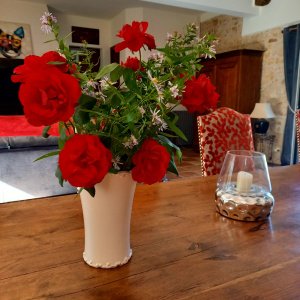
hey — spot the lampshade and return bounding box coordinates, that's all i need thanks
[250,103,276,119]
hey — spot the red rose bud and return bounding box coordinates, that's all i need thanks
[132,138,170,184]
[121,56,141,71]
[59,134,112,188]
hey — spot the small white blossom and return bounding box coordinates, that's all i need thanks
[86,79,98,89]
[99,76,110,89]
[123,135,138,149]
[81,87,97,98]
[40,12,57,34]
[166,32,173,41]
[138,106,146,116]
[112,156,122,170]
[147,71,164,102]
[159,121,168,131]
[170,85,179,98]
[209,45,217,54]
[148,50,164,63]
[151,108,168,131]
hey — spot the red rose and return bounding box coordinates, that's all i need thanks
[59,134,112,188]
[11,55,45,83]
[115,21,156,52]
[181,74,219,114]
[11,51,68,83]
[40,51,68,73]
[132,138,170,184]
[18,67,81,126]
[121,56,140,71]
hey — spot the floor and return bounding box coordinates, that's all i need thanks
[166,146,202,181]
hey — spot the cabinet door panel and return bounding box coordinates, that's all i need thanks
[215,58,239,109]
[200,61,216,84]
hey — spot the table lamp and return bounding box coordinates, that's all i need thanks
[250,103,275,134]
[215,150,274,221]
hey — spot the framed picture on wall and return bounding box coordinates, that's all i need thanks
[69,46,101,72]
[0,21,32,59]
[71,26,100,45]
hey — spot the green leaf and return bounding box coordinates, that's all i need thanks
[73,94,97,125]
[157,135,182,163]
[94,63,119,80]
[59,39,66,52]
[166,120,188,142]
[78,94,97,107]
[160,131,177,138]
[158,135,180,151]
[168,156,179,176]
[123,68,138,91]
[111,94,122,107]
[58,125,68,149]
[110,65,123,82]
[34,150,60,162]
[126,111,139,123]
[55,166,64,187]
[47,61,66,66]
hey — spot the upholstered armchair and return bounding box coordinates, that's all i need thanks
[197,107,254,176]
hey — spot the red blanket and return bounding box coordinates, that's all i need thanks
[0,116,59,136]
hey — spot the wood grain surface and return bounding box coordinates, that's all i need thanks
[1,165,299,299]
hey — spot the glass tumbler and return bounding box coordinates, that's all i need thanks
[215,150,274,221]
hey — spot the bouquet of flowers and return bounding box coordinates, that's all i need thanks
[11,13,219,196]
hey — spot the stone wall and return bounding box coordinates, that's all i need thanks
[200,15,287,164]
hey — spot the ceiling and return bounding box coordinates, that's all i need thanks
[20,0,200,19]
[19,0,260,19]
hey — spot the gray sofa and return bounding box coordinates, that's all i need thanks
[0,136,76,203]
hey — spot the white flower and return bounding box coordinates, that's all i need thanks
[112,156,122,170]
[99,76,111,90]
[86,79,98,89]
[170,85,179,98]
[151,108,168,131]
[166,32,173,41]
[147,71,164,101]
[81,87,94,96]
[148,50,164,63]
[159,121,168,131]
[123,135,139,149]
[40,12,57,34]
[138,106,146,116]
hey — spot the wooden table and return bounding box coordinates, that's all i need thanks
[1,165,300,299]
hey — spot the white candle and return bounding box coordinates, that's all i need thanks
[236,171,253,193]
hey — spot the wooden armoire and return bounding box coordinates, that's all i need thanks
[200,49,264,114]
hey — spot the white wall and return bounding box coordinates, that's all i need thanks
[51,12,111,66]
[243,0,300,35]
[111,8,144,62]
[0,0,56,55]
[143,7,201,47]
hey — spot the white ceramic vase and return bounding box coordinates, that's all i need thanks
[80,171,137,268]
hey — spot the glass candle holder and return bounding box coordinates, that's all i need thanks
[215,150,274,221]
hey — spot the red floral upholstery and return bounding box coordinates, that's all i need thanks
[197,107,254,176]
[296,109,300,161]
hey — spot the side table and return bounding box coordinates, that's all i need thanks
[254,133,275,163]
